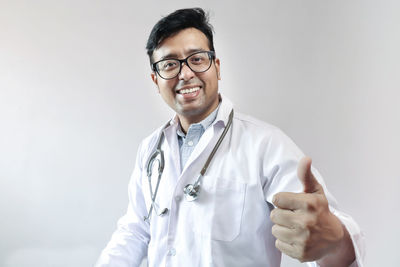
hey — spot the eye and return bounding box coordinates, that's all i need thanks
[160,60,178,71]
[189,54,206,65]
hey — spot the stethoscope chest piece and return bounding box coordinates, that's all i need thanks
[183,183,200,201]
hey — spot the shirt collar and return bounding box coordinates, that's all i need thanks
[168,93,234,131]
[176,102,220,137]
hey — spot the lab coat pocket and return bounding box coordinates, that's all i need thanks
[194,176,246,242]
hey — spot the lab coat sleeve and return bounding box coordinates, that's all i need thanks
[262,128,365,267]
[96,142,150,267]
[328,207,366,267]
[307,170,366,267]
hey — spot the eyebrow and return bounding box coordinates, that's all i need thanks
[159,48,206,61]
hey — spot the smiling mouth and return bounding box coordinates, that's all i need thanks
[177,86,201,95]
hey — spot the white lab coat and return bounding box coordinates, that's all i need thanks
[96,96,365,267]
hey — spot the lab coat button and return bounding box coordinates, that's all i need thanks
[175,196,182,202]
[167,248,176,256]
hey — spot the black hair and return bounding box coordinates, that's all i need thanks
[146,8,215,63]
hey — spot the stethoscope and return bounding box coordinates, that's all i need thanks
[143,109,234,222]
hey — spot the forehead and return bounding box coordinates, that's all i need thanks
[152,28,210,61]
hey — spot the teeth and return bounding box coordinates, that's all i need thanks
[179,87,200,94]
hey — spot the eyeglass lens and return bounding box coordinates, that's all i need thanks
[155,52,213,79]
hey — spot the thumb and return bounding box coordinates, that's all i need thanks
[297,156,322,194]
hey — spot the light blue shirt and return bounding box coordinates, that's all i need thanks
[176,105,220,171]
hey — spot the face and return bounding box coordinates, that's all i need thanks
[151,28,221,125]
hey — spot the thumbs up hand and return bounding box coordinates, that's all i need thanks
[270,157,346,263]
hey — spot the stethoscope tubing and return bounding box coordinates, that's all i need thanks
[144,109,234,221]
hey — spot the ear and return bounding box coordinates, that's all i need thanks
[151,72,158,85]
[150,72,160,93]
[214,58,221,80]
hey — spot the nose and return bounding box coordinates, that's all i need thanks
[178,63,195,81]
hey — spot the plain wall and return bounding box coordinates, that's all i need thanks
[1,0,399,266]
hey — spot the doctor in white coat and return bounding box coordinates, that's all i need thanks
[96,8,364,267]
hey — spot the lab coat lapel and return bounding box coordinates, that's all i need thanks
[162,122,181,182]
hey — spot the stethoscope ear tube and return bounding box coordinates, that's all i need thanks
[144,127,168,222]
[146,149,164,178]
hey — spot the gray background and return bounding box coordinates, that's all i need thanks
[1,0,399,266]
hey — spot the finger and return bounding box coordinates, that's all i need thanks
[270,208,297,228]
[275,239,300,260]
[297,156,322,194]
[271,224,298,244]
[272,192,307,210]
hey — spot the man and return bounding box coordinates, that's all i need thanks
[96,8,364,267]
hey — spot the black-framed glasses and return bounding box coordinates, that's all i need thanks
[152,51,215,80]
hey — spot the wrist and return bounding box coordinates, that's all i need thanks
[317,222,355,267]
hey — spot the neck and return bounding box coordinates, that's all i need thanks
[179,102,219,134]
